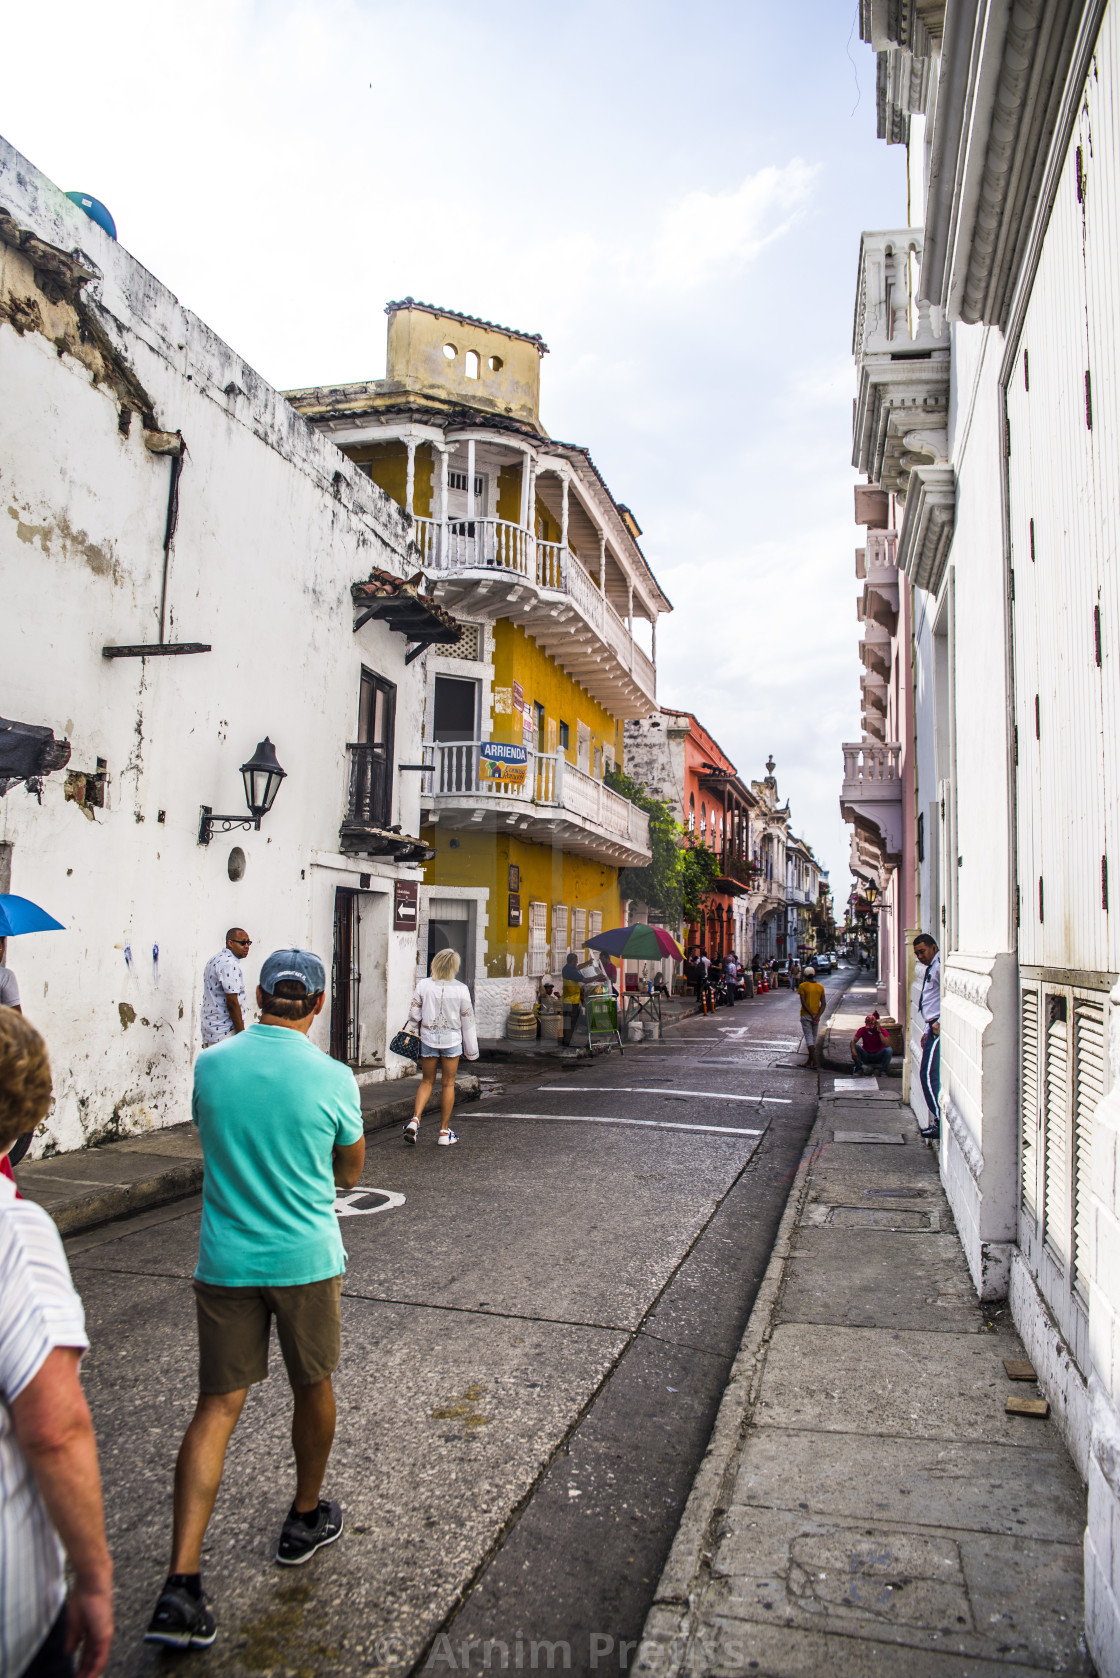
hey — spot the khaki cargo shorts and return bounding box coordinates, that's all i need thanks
[192,1275,343,1393]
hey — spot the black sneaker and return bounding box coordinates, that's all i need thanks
[144,1582,217,1649]
[276,1498,344,1566]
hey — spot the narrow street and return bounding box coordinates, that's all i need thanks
[65,977,841,1677]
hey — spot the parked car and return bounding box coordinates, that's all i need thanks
[812,953,833,974]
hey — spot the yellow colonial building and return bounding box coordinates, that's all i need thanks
[288,300,670,1036]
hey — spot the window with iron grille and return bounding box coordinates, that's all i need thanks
[571,907,587,952]
[553,904,569,958]
[589,910,602,939]
[448,472,483,495]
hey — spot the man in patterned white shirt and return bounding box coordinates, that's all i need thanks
[0,1009,113,1678]
[201,929,251,1047]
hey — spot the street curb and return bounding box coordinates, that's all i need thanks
[633,1100,832,1676]
[41,1076,481,1238]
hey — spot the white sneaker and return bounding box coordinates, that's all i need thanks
[403,1119,419,1144]
[437,1128,459,1147]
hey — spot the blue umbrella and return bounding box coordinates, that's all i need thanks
[0,895,65,936]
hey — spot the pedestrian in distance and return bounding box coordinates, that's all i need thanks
[402,948,479,1148]
[201,927,252,1047]
[723,949,739,1006]
[1,932,37,1172]
[0,1009,114,1678]
[796,965,826,1069]
[560,951,584,1046]
[913,933,941,1138]
[146,948,365,1652]
[851,1013,892,1076]
[0,934,21,1013]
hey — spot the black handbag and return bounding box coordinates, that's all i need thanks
[389,1025,422,1063]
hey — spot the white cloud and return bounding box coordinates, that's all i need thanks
[649,162,818,290]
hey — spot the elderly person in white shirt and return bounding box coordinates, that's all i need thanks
[402,949,479,1148]
[0,1009,113,1678]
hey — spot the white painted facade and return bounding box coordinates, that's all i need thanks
[0,135,432,1157]
[850,3,1120,1665]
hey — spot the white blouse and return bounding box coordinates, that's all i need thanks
[407,977,479,1059]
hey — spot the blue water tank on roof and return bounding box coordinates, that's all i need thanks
[65,193,117,241]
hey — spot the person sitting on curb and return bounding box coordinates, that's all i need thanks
[146,948,365,1652]
[796,965,825,1069]
[1,1009,114,1678]
[851,1013,892,1077]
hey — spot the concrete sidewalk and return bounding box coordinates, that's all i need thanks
[636,1077,1091,1675]
[13,1070,481,1237]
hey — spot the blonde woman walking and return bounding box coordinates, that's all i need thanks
[403,949,479,1147]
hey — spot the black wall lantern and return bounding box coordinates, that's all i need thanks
[199,738,286,845]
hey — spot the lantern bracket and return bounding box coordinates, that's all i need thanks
[198,807,261,846]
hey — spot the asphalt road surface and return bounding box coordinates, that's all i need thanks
[66,970,843,1677]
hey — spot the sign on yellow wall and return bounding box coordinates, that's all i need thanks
[480,741,528,785]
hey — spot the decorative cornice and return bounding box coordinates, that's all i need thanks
[897,463,956,594]
[922,0,1088,326]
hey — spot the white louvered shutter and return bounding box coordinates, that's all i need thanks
[1044,1000,1071,1268]
[1021,989,1040,1220]
[1072,999,1106,1298]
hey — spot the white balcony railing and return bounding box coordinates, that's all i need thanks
[412,515,654,696]
[423,741,650,855]
[412,516,532,579]
[841,740,901,793]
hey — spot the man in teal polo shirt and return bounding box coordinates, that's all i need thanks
[146,949,365,1651]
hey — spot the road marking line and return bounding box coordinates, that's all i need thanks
[473,1113,763,1137]
[538,1086,791,1104]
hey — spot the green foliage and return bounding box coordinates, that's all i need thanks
[680,843,722,924]
[605,765,684,921]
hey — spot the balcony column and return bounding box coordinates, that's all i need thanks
[405,438,417,518]
[519,447,533,528]
[627,582,634,672]
[560,471,569,550]
[651,612,657,664]
[467,439,476,521]
[598,530,606,594]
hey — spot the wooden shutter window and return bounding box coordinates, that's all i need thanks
[1021,988,1040,1220]
[1044,997,1071,1270]
[1072,999,1106,1300]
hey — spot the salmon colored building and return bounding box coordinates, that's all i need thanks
[624,708,758,961]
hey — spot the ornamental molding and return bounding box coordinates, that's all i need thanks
[943,1090,985,1181]
[943,964,993,1012]
[897,463,956,594]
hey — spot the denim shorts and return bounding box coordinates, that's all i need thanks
[421,1036,462,1060]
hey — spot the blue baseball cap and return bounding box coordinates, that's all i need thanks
[259,948,326,996]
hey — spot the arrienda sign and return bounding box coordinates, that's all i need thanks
[480,741,528,784]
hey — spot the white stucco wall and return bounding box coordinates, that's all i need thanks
[1,135,427,1153]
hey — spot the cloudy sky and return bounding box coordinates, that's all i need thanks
[4,0,905,897]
